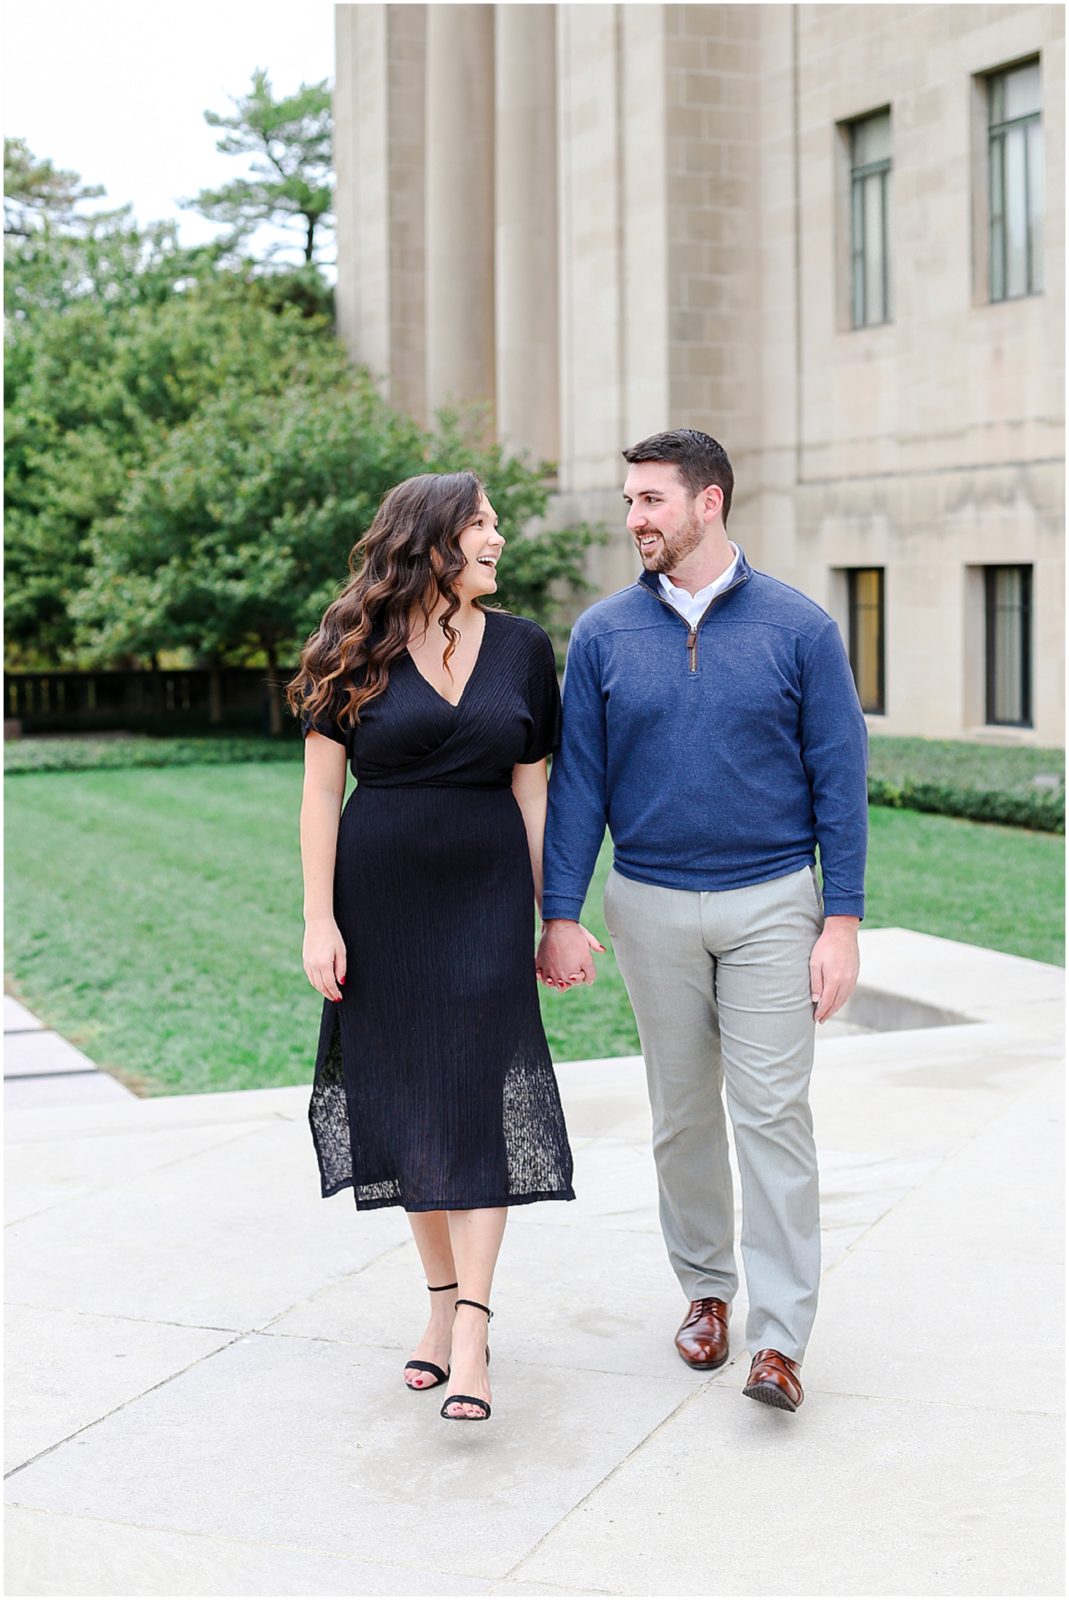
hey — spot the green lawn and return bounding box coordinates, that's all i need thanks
[5,764,1064,1096]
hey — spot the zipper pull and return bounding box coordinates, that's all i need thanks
[687,630,697,673]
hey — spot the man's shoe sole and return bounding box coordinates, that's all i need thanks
[742,1380,799,1412]
[675,1347,730,1371]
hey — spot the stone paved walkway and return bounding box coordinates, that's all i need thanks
[4,929,1064,1597]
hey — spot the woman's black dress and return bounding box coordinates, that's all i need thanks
[302,609,575,1212]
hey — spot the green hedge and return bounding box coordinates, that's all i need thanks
[867,776,1063,833]
[4,735,302,775]
[866,737,1063,834]
[6,729,1065,834]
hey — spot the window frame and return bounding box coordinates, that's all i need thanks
[986,60,1043,302]
[846,566,886,716]
[848,110,893,329]
[984,564,1033,728]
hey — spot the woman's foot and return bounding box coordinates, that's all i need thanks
[441,1301,492,1419]
[403,1294,456,1389]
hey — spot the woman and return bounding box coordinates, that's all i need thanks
[287,470,600,1423]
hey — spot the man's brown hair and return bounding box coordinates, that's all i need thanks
[622,428,734,526]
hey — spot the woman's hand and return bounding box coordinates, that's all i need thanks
[303,916,347,1001]
[536,921,606,989]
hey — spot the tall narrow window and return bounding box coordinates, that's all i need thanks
[985,566,1032,726]
[849,110,892,328]
[988,60,1043,300]
[846,568,885,714]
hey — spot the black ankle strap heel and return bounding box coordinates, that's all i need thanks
[403,1282,460,1392]
[440,1299,493,1421]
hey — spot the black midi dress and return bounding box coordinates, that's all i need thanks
[301,608,575,1212]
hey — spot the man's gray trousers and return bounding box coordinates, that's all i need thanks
[603,864,824,1363]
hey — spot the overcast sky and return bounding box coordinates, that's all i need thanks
[4,0,336,264]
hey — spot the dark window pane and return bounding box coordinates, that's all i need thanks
[847,568,885,714]
[985,566,1032,726]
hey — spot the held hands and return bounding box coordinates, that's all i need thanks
[809,915,860,1023]
[303,916,347,1002]
[536,919,607,989]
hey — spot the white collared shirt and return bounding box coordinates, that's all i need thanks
[658,543,741,629]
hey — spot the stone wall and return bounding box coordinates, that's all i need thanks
[333,1,1065,743]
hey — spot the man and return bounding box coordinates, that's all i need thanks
[537,429,868,1412]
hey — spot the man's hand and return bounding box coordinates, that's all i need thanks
[536,919,606,989]
[809,915,860,1023]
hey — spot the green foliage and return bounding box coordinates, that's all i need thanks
[867,777,1063,833]
[5,268,345,666]
[4,136,106,236]
[4,147,600,710]
[4,138,226,325]
[69,361,427,676]
[6,736,302,776]
[867,736,1064,833]
[182,70,333,266]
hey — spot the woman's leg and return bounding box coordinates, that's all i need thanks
[403,1210,458,1388]
[442,1207,507,1417]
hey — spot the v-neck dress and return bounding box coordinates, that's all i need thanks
[301,609,575,1211]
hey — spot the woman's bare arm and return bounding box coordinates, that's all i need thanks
[300,732,348,1000]
[511,758,549,913]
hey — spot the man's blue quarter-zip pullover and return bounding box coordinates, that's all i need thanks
[542,549,869,921]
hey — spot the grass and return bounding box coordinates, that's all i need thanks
[863,806,1063,967]
[867,735,1063,795]
[5,764,1064,1097]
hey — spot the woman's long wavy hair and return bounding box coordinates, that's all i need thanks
[286,470,487,732]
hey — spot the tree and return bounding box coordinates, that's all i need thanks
[4,137,106,237]
[5,143,601,707]
[5,266,342,665]
[68,372,423,731]
[69,384,601,733]
[182,71,333,266]
[4,139,230,325]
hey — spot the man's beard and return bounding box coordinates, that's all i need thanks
[640,510,704,575]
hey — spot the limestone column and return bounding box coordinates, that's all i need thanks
[494,4,559,465]
[425,5,496,419]
[333,5,426,423]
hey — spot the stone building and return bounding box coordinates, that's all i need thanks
[334,3,1064,745]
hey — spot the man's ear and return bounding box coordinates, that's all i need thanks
[701,484,724,521]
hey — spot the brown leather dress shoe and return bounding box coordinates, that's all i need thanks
[674,1297,730,1370]
[742,1348,804,1411]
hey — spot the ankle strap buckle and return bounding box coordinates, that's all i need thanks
[454,1297,493,1321]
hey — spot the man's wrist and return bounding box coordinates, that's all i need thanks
[823,915,860,933]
